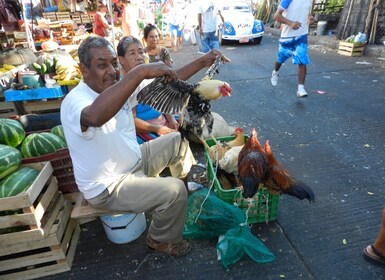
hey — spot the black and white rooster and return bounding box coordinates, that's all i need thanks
[137,58,232,142]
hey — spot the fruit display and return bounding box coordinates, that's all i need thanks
[52,55,81,82]
[0,118,26,147]
[32,57,57,75]
[51,124,66,144]
[0,64,16,73]
[0,166,39,198]
[21,132,66,158]
[0,144,22,180]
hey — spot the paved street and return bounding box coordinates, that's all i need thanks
[43,35,385,280]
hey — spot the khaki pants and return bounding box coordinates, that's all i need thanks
[87,132,196,243]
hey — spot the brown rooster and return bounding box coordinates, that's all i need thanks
[237,128,268,198]
[263,140,315,202]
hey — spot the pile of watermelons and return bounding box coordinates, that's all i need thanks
[0,118,66,198]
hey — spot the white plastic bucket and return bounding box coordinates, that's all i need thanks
[317,21,328,36]
[100,213,146,244]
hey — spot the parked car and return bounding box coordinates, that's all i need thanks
[218,1,264,45]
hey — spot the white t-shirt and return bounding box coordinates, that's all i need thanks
[279,0,312,38]
[198,0,220,33]
[60,81,141,199]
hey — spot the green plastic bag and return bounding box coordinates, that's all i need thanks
[183,188,245,239]
[183,188,275,269]
[217,225,275,270]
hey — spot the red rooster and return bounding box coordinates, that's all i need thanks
[263,140,315,202]
[237,128,268,198]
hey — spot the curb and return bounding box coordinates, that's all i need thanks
[264,27,385,58]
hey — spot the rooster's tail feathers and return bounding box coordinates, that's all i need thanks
[283,182,315,202]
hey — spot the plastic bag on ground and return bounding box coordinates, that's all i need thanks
[217,225,275,270]
[183,188,245,239]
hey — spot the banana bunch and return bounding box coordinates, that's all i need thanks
[0,64,16,73]
[52,57,81,81]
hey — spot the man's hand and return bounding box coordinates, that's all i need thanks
[289,21,302,30]
[201,49,231,67]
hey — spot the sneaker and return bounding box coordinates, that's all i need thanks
[147,237,192,257]
[296,87,308,98]
[271,71,279,86]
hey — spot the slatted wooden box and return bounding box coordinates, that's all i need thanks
[338,41,365,57]
[0,162,63,245]
[0,200,80,280]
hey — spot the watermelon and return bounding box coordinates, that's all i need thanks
[0,118,26,147]
[50,125,66,144]
[0,144,22,180]
[21,132,66,158]
[0,166,39,198]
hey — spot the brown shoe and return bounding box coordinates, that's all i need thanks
[147,237,191,257]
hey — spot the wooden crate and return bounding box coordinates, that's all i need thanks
[80,14,90,24]
[0,162,54,211]
[56,12,71,21]
[0,199,73,256]
[0,162,64,245]
[0,201,80,280]
[71,14,82,25]
[338,41,365,57]
[21,99,63,114]
[42,12,57,22]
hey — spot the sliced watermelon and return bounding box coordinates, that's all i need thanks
[0,118,26,147]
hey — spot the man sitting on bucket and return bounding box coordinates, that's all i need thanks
[60,35,229,257]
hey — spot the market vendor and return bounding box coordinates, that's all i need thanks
[60,35,227,257]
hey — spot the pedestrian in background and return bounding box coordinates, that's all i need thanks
[162,0,184,52]
[144,23,173,67]
[197,0,224,54]
[121,0,141,38]
[270,0,313,98]
[363,207,385,267]
[93,1,112,38]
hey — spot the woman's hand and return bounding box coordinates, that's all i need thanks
[157,125,177,135]
[165,114,179,130]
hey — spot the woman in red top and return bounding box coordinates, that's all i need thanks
[93,2,111,37]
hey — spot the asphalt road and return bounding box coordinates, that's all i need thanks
[41,35,385,280]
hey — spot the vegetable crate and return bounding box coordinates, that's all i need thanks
[204,136,280,224]
[337,41,365,57]
[22,148,78,193]
[0,162,80,280]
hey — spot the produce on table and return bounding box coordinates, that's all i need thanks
[0,166,39,198]
[0,118,26,147]
[52,55,81,82]
[32,57,57,75]
[21,132,66,158]
[0,144,22,180]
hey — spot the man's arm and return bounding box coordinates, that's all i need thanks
[80,63,177,131]
[273,7,302,30]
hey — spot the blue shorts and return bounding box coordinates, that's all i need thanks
[169,24,182,37]
[277,34,310,65]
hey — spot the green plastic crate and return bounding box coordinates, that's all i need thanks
[204,136,280,224]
